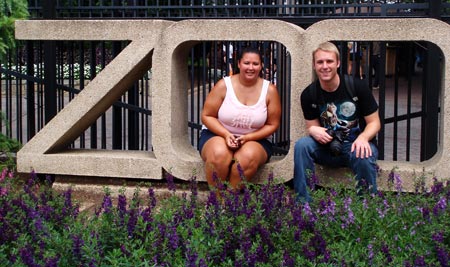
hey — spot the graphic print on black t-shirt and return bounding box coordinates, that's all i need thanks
[319,100,360,142]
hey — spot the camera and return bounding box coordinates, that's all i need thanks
[326,129,346,156]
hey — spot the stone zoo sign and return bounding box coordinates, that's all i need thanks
[15,18,450,191]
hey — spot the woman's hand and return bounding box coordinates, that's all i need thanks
[226,134,240,150]
[235,135,247,146]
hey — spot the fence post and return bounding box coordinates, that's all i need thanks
[420,1,441,160]
[112,42,123,149]
[429,0,442,18]
[26,41,35,140]
[42,0,57,124]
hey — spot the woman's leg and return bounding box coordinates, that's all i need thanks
[201,136,234,188]
[229,141,268,190]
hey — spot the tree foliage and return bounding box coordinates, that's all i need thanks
[0,0,29,59]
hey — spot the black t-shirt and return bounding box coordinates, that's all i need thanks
[301,75,378,142]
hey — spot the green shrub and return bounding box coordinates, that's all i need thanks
[0,170,449,266]
[0,0,29,60]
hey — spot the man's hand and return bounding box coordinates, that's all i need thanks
[309,125,333,145]
[351,135,372,158]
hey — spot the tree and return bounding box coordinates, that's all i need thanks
[0,0,29,60]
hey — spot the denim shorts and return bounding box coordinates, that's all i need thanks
[198,129,273,162]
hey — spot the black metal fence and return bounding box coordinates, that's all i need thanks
[0,1,448,163]
[26,1,448,21]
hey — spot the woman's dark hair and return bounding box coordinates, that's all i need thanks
[238,46,263,63]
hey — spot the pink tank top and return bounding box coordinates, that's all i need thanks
[217,76,269,136]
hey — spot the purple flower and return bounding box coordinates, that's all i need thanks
[72,234,84,262]
[341,197,354,229]
[0,186,7,196]
[158,222,167,241]
[117,194,127,223]
[267,171,274,183]
[394,173,403,193]
[367,244,374,263]
[241,237,252,260]
[255,244,266,262]
[239,189,253,218]
[186,246,198,267]
[318,197,336,223]
[147,188,157,210]
[0,168,8,182]
[308,171,319,191]
[413,255,427,267]
[206,190,220,212]
[19,245,38,267]
[432,231,444,243]
[141,208,153,232]
[431,177,444,196]
[435,246,449,266]
[189,175,198,201]
[61,188,79,218]
[362,198,368,210]
[388,169,395,185]
[23,177,39,203]
[34,218,44,233]
[282,250,295,267]
[182,201,194,220]
[418,206,430,221]
[45,256,59,267]
[432,196,447,216]
[236,162,246,182]
[165,172,176,192]
[120,244,130,257]
[212,171,225,191]
[127,209,138,237]
[381,243,392,263]
[377,199,389,218]
[101,194,113,214]
[302,231,329,262]
[303,202,317,223]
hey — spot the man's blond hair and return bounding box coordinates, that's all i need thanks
[312,41,340,62]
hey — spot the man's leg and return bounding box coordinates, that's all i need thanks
[347,142,379,194]
[293,136,321,203]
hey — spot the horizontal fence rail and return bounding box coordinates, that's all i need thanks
[26,1,443,21]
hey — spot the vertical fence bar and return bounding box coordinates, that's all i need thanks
[16,46,23,143]
[128,83,139,150]
[78,41,86,148]
[420,2,441,161]
[392,45,399,161]
[100,41,107,149]
[405,42,413,162]
[112,42,123,149]
[26,41,36,141]
[89,41,98,149]
[377,41,386,160]
[421,43,440,161]
[43,0,57,125]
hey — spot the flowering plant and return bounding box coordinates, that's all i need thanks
[0,169,449,266]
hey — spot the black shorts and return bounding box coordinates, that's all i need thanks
[198,129,273,162]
